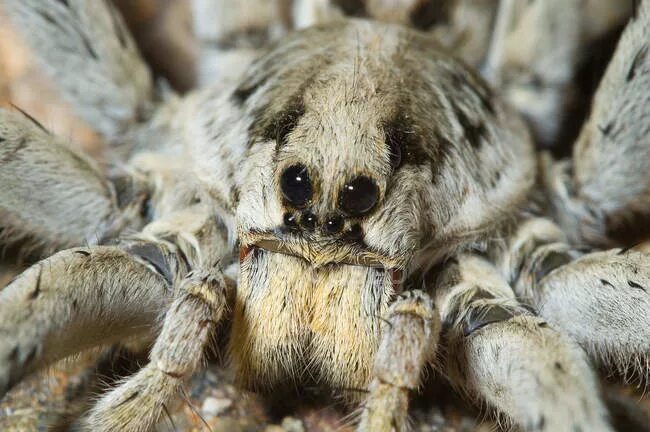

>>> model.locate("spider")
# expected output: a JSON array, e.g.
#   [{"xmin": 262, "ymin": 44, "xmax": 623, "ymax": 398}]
[{"xmin": 0, "ymin": 0, "xmax": 649, "ymax": 431}]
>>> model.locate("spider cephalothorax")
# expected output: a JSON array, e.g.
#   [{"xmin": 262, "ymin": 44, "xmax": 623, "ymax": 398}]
[
  {"xmin": 0, "ymin": 1, "xmax": 649, "ymax": 431},
  {"xmin": 195, "ymin": 20, "xmax": 535, "ymax": 392}
]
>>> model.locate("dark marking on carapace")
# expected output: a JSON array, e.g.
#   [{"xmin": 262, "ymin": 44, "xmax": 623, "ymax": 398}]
[
  {"xmin": 454, "ymin": 106, "xmax": 486, "ymax": 149},
  {"xmin": 382, "ymin": 110, "xmax": 447, "ymax": 174},
  {"xmin": 450, "ymin": 70, "xmax": 495, "ymax": 115},
  {"xmin": 384, "ymin": 122, "xmax": 404, "ymax": 170},
  {"xmin": 232, "ymin": 71, "xmax": 271, "ymax": 106},
  {"xmin": 248, "ymin": 84, "xmax": 308, "ymax": 154},
  {"xmin": 270, "ymin": 97, "xmax": 305, "ymax": 152},
  {"xmin": 233, "ymin": 83, "xmax": 260, "ymax": 106},
  {"xmin": 74, "ymin": 250, "xmax": 91, "ymax": 257},
  {"xmin": 247, "ymin": 52, "xmax": 331, "ymax": 151}
]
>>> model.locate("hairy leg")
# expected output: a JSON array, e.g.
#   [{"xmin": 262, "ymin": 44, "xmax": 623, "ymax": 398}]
[
  {"xmin": 3, "ymin": 0, "xmax": 156, "ymax": 138},
  {"xmin": 435, "ymin": 254, "xmax": 612, "ymax": 432},
  {"xmin": 293, "ymin": 0, "xmax": 497, "ymax": 67},
  {"xmin": 0, "ymin": 242, "xmax": 178, "ymax": 398},
  {"xmin": 0, "ymin": 200, "xmax": 232, "ymax": 411},
  {"xmin": 0, "ymin": 109, "xmax": 146, "ymax": 254},
  {"xmin": 357, "ymin": 290, "xmax": 440, "ymax": 432},
  {"xmin": 190, "ymin": 0, "xmax": 289, "ymax": 87},
  {"xmin": 483, "ymin": 0, "xmax": 633, "ymax": 145},
  {"xmin": 80, "ymin": 268, "xmax": 229, "ymax": 432},
  {"xmin": 543, "ymin": 0, "xmax": 649, "ymax": 245},
  {"xmin": 483, "ymin": 0, "xmax": 583, "ymax": 144},
  {"xmin": 499, "ymin": 217, "xmax": 650, "ymax": 382}
]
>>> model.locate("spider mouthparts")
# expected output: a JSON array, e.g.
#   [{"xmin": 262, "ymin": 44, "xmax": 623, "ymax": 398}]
[{"xmin": 241, "ymin": 239, "xmax": 383, "ymax": 267}]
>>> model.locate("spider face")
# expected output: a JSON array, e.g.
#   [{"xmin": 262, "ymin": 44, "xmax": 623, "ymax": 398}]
[
  {"xmin": 223, "ymin": 22, "xmax": 537, "ymax": 391},
  {"xmin": 230, "ymin": 20, "xmax": 535, "ymax": 274}
]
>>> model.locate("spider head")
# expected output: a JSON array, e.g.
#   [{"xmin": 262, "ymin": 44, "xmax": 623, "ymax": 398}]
[{"xmin": 194, "ymin": 21, "xmax": 535, "ymax": 275}]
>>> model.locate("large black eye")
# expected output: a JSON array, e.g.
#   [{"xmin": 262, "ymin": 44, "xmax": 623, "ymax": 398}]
[
  {"xmin": 339, "ymin": 176, "xmax": 379, "ymax": 217},
  {"xmin": 280, "ymin": 164, "xmax": 313, "ymax": 208}
]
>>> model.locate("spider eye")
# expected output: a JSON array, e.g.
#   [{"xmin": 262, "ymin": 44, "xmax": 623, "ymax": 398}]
[
  {"xmin": 280, "ymin": 164, "xmax": 313, "ymax": 208},
  {"xmin": 338, "ymin": 176, "xmax": 379, "ymax": 217}
]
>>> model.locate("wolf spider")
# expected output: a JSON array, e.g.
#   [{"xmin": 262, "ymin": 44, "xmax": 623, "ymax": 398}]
[{"xmin": 0, "ymin": 0, "xmax": 649, "ymax": 431}]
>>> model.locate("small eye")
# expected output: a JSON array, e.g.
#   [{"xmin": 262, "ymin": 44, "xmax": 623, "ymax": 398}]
[
  {"xmin": 280, "ymin": 164, "xmax": 313, "ymax": 208},
  {"xmin": 323, "ymin": 214, "xmax": 344, "ymax": 234},
  {"xmin": 300, "ymin": 211, "xmax": 318, "ymax": 230},
  {"xmin": 339, "ymin": 176, "xmax": 379, "ymax": 217}
]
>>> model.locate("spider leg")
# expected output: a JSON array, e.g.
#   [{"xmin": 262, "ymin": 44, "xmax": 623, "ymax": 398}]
[
  {"xmin": 483, "ymin": 0, "xmax": 633, "ymax": 145},
  {"xmin": 0, "ymin": 242, "xmax": 178, "ymax": 399},
  {"xmin": 0, "ymin": 201, "xmax": 232, "ymax": 403},
  {"xmin": 483, "ymin": 0, "xmax": 583, "ymax": 144},
  {"xmin": 3, "ymin": 0, "xmax": 156, "ymax": 138},
  {"xmin": 436, "ymin": 254, "xmax": 612, "ymax": 432},
  {"xmin": 543, "ymin": 0, "xmax": 650, "ymax": 246},
  {"xmin": 0, "ymin": 109, "xmax": 146, "ymax": 254},
  {"xmin": 80, "ymin": 268, "xmax": 229, "ymax": 432},
  {"xmin": 357, "ymin": 290, "xmax": 440, "ymax": 432},
  {"xmin": 500, "ymin": 218, "xmax": 650, "ymax": 382},
  {"xmin": 190, "ymin": 0, "xmax": 289, "ymax": 87},
  {"xmin": 292, "ymin": 0, "xmax": 348, "ymax": 29}
]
